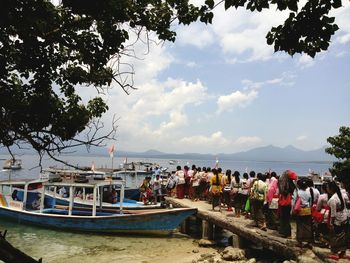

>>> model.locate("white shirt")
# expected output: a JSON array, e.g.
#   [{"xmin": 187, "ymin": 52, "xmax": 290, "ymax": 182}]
[
  {"xmin": 152, "ymin": 177, "xmax": 162, "ymax": 191},
  {"xmin": 176, "ymin": 170, "xmax": 185, "ymax": 184},
  {"xmin": 328, "ymin": 193, "xmax": 348, "ymax": 226},
  {"xmin": 312, "ymin": 187, "xmax": 320, "ymax": 204}
]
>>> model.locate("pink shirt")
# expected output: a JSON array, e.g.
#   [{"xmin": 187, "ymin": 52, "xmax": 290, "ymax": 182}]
[{"xmin": 267, "ymin": 177, "xmax": 278, "ymax": 203}]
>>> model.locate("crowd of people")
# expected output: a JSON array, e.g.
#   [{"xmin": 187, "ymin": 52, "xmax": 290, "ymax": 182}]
[{"xmin": 140, "ymin": 165, "xmax": 350, "ymax": 261}]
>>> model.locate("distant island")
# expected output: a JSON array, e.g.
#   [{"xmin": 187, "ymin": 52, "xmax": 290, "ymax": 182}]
[{"xmin": 0, "ymin": 144, "xmax": 335, "ymax": 163}]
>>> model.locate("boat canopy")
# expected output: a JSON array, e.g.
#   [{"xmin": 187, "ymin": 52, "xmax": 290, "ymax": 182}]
[{"xmin": 0, "ymin": 178, "xmax": 126, "ymax": 217}]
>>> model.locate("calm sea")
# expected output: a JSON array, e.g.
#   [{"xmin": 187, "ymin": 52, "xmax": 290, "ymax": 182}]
[{"xmin": 0, "ymin": 154, "xmax": 332, "ymax": 262}]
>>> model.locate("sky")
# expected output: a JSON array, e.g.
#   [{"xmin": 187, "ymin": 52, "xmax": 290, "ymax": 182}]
[{"xmin": 79, "ymin": 2, "xmax": 350, "ymax": 155}]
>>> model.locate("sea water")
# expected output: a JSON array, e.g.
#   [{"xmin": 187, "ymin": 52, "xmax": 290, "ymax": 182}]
[
  {"xmin": 0, "ymin": 218, "xmax": 203, "ymax": 263},
  {"xmin": 0, "ymin": 154, "xmax": 332, "ymax": 262}
]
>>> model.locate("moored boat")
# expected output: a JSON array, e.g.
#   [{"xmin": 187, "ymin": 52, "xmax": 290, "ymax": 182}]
[
  {"xmin": 0, "ymin": 179, "xmax": 196, "ymax": 233},
  {"xmin": 2, "ymin": 158, "xmax": 22, "ymax": 170}
]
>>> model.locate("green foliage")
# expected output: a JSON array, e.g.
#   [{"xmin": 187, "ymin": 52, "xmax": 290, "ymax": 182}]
[
  {"xmin": 223, "ymin": 0, "xmax": 342, "ymax": 58},
  {"xmin": 0, "ymin": 0, "xmax": 209, "ymax": 155},
  {"xmin": 326, "ymin": 127, "xmax": 350, "ymax": 187},
  {"xmin": 0, "ymin": 0, "xmax": 344, "ymax": 157}
]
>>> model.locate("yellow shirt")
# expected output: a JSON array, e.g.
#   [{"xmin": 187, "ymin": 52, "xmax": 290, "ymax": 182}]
[{"xmin": 210, "ymin": 174, "xmax": 222, "ymax": 193}]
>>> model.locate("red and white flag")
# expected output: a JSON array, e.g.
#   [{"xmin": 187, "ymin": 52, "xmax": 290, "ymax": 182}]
[{"xmin": 108, "ymin": 145, "xmax": 115, "ymax": 158}]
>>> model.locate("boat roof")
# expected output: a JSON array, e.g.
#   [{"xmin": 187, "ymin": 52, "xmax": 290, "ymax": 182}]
[
  {"xmin": 43, "ymin": 167, "xmax": 105, "ymax": 175},
  {"xmin": 42, "ymin": 178, "xmax": 125, "ymax": 188},
  {"xmin": 0, "ymin": 178, "xmax": 125, "ymax": 188},
  {"xmin": 0, "ymin": 178, "xmax": 46, "ymax": 186}
]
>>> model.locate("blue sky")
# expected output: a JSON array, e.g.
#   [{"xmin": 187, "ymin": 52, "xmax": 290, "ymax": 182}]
[{"xmin": 83, "ymin": 2, "xmax": 350, "ymax": 154}]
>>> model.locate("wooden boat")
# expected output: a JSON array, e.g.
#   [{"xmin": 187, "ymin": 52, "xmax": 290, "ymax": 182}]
[
  {"xmin": 0, "ymin": 179, "xmax": 196, "ymax": 233},
  {"xmin": 2, "ymin": 159, "xmax": 22, "ymax": 170},
  {"xmin": 39, "ymin": 171, "xmax": 159, "ymax": 208},
  {"xmin": 42, "ymin": 166, "xmax": 167, "ymax": 201},
  {"xmin": 43, "ymin": 187, "xmax": 161, "ymax": 210}
]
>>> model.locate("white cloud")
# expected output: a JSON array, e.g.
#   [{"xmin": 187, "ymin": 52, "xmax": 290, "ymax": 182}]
[
  {"xmin": 186, "ymin": 61, "xmax": 198, "ymax": 68},
  {"xmin": 156, "ymin": 111, "xmax": 189, "ymax": 135},
  {"xmin": 104, "ymin": 75, "xmax": 210, "ymax": 152},
  {"xmin": 179, "ymin": 131, "xmax": 230, "ymax": 147},
  {"xmin": 267, "ymin": 78, "xmax": 283, "ymax": 84},
  {"xmin": 333, "ymin": 3, "xmax": 350, "ymax": 45},
  {"xmin": 176, "ymin": 23, "xmax": 214, "ymax": 49},
  {"xmin": 234, "ymin": 136, "xmax": 263, "ymax": 147},
  {"xmin": 297, "ymin": 54, "xmax": 315, "ymax": 68},
  {"xmin": 216, "ymin": 73, "xmax": 295, "ymax": 114},
  {"xmin": 296, "ymin": 135, "xmax": 307, "ymax": 141},
  {"xmin": 178, "ymin": 133, "xmax": 263, "ymax": 153},
  {"xmin": 335, "ymin": 51, "xmax": 348, "ymax": 58},
  {"xmin": 217, "ymin": 90, "xmax": 258, "ymax": 113},
  {"xmin": 211, "ymin": 6, "xmax": 289, "ymax": 62}
]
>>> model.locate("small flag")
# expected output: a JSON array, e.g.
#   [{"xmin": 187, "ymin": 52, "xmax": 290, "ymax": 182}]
[
  {"xmin": 108, "ymin": 145, "xmax": 115, "ymax": 158},
  {"xmin": 215, "ymin": 157, "xmax": 219, "ymax": 168}
]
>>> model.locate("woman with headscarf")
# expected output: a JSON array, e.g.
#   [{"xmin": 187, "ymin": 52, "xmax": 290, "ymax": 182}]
[{"xmin": 278, "ymin": 170, "xmax": 297, "ymax": 238}]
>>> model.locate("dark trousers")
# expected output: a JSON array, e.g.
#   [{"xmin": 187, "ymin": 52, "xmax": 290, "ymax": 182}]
[{"xmin": 279, "ymin": 205, "xmax": 291, "ymax": 237}]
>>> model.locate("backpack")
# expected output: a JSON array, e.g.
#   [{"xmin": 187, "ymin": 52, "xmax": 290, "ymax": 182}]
[{"xmin": 250, "ymin": 181, "xmax": 265, "ymax": 201}]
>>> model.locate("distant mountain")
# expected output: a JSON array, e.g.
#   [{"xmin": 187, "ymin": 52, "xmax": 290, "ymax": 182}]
[
  {"xmin": 110, "ymin": 145, "xmax": 335, "ymax": 162},
  {"xmin": 0, "ymin": 144, "xmax": 336, "ymax": 162},
  {"xmin": 219, "ymin": 145, "xmax": 335, "ymax": 162}
]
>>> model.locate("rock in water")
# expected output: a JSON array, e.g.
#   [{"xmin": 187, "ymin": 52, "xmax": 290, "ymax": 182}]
[
  {"xmin": 198, "ymin": 239, "xmax": 216, "ymax": 247},
  {"xmin": 221, "ymin": 247, "xmax": 246, "ymax": 261}
]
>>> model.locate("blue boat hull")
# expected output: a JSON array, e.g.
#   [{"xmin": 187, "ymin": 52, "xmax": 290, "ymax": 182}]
[{"xmin": 0, "ymin": 207, "xmax": 196, "ymax": 232}]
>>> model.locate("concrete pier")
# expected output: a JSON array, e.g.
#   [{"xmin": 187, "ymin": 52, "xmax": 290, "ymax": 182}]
[{"xmin": 166, "ymin": 197, "xmax": 302, "ymax": 260}]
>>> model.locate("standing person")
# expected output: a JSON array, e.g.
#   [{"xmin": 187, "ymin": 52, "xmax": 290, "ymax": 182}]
[
  {"xmin": 278, "ymin": 170, "xmax": 298, "ymax": 238},
  {"xmin": 294, "ymin": 178, "xmax": 313, "ymax": 248},
  {"xmin": 206, "ymin": 167, "xmax": 214, "ymax": 202},
  {"xmin": 139, "ymin": 176, "xmax": 152, "ymax": 204},
  {"xmin": 315, "ymin": 182, "xmax": 330, "ymax": 245},
  {"xmin": 250, "ymin": 173, "xmax": 267, "ymax": 230},
  {"xmin": 210, "ymin": 168, "xmax": 222, "ymax": 211},
  {"xmin": 266, "ymin": 171, "xmax": 279, "ymax": 230},
  {"xmin": 231, "ymin": 171, "xmax": 242, "ymax": 217},
  {"xmin": 222, "ymin": 169, "xmax": 232, "ymax": 211},
  {"xmin": 152, "ymin": 174, "xmax": 162, "ymax": 203},
  {"xmin": 184, "ymin": 165, "xmax": 191, "ymax": 198},
  {"xmin": 307, "ymin": 179, "xmax": 320, "ymax": 205},
  {"xmin": 240, "ymin": 172, "xmax": 250, "ymax": 215},
  {"xmin": 245, "ymin": 171, "xmax": 256, "ymax": 219},
  {"xmin": 166, "ymin": 171, "xmax": 178, "ymax": 197},
  {"xmin": 327, "ymin": 181, "xmax": 349, "ymax": 260},
  {"xmin": 198, "ymin": 167, "xmax": 207, "ymax": 200},
  {"xmin": 175, "ymin": 166, "xmax": 185, "ymax": 199},
  {"xmin": 191, "ymin": 166, "xmax": 200, "ymax": 201}
]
